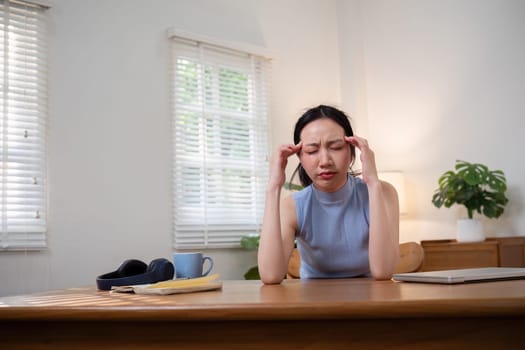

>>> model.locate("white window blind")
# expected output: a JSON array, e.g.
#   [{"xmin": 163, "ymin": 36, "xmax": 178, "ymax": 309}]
[
  {"xmin": 0, "ymin": 0, "xmax": 48, "ymax": 250},
  {"xmin": 170, "ymin": 32, "xmax": 270, "ymax": 249}
]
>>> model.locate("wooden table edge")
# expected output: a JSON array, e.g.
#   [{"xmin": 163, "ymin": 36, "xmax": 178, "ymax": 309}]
[{"xmin": 2, "ymin": 299, "xmax": 525, "ymax": 322}]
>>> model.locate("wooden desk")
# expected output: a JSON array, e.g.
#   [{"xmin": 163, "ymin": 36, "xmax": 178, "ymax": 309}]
[{"xmin": 1, "ymin": 279, "xmax": 525, "ymax": 349}]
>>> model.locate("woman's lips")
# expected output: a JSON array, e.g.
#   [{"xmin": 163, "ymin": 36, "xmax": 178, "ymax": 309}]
[{"xmin": 319, "ymin": 172, "xmax": 335, "ymax": 180}]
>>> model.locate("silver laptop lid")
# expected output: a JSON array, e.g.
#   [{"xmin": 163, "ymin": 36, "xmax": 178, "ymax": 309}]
[{"xmin": 392, "ymin": 267, "xmax": 525, "ymax": 284}]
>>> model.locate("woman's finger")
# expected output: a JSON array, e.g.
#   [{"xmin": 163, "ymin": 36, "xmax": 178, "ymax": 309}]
[{"xmin": 345, "ymin": 135, "xmax": 368, "ymax": 149}]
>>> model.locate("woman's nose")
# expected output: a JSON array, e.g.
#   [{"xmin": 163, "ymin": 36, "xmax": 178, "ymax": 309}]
[{"xmin": 318, "ymin": 149, "xmax": 331, "ymax": 166}]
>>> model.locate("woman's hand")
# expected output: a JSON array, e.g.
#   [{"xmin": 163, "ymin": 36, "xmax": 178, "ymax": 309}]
[
  {"xmin": 268, "ymin": 142, "xmax": 302, "ymax": 189},
  {"xmin": 345, "ymin": 136, "xmax": 379, "ymax": 186}
]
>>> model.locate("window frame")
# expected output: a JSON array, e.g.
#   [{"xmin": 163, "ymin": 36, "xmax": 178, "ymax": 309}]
[
  {"xmin": 0, "ymin": 0, "xmax": 49, "ymax": 251},
  {"xmin": 169, "ymin": 29, "xmax": 271, "ymax": 249}
]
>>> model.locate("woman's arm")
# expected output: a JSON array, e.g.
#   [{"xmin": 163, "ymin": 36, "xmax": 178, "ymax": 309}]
[
  {"xmin": 258, "ymin": 144, "xmax": 301, "ymax": 284},
  {"xmin": 367, "ymin": 180, "xmax": 400, "ymax": 279},
  {"xmin": 345, "ymin": 136, "xmax": 400, "ymax": 280}
]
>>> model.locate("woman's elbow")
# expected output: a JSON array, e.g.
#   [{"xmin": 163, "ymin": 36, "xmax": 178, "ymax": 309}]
[
  {"xmin": 370, "ymin": 265, "xmax": 396, "ymax": 280},
  {"xmin": 371, "ymin": 271, "xmax": 394, "ymax": 280},
  {"xmin": 259, "ymin": 271, "xmax": 285, "ymax": 285}
]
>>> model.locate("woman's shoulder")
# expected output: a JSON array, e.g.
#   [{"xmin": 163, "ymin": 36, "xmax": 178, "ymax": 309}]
[
  {"xmin": 379, "ymin": 179, "xmax": 399, "ymax": 201},
  {"xmin": 353, "ymin": 176, "xmax": 396, "ymax": 194}
]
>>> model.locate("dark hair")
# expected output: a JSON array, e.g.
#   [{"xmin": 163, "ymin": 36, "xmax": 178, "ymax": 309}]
[{"xmin": 291, "ymin": 105, "xmax": 356, "ymax": 187}]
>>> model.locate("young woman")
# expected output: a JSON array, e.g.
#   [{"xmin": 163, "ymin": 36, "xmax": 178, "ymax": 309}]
[{"xmin": 258, "ymin": 105, "xmax": 399, "ymax": 284}]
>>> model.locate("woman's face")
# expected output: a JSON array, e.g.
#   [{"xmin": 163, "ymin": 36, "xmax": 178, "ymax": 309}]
[{"xmin": 298, "ymin": 118, "xmax": 352, "ymax": 192}]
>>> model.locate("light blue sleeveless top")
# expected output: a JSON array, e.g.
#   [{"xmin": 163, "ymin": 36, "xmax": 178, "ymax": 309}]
[{"xmin": 292, "ymin": 175, "xmax": 370, "ymax": 278}]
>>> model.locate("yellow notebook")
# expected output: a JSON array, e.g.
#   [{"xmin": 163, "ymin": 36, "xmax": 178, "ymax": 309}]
[{"xmin": 111, "ymin": 273, "xmax": 222, "ymax": 295}]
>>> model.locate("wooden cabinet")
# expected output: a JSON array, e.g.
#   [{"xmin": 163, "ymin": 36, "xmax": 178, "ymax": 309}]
[
  {"xmin": 488, "ymin": 236, "xmax": 525, "ymax": 267},
  {"xmin": 420, "ymin": 237, "xmax": 525, "ymax": 271}
]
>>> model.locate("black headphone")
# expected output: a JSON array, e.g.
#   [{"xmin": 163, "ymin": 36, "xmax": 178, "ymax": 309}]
[{"xmin": 96, "ymin": 258, "xmax": 174, "ymax": 290}]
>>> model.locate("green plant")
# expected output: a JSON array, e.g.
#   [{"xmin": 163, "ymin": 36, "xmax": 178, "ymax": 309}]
[
  {"xmin": 431, "ymin": 160, "xmax": 509, "ymax": 219},
  {"xmin": 284, "ymin": 182, "xmax": 304, "ymax": 191},
  {"xmin": 240, "ymin": 234, "xmax": 260, "ymax": 280}
]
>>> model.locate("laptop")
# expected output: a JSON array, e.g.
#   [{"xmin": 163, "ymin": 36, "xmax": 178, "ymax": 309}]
[{"xmin": 392, "ymin": 267, "xmax": 525, "ymax": 284}]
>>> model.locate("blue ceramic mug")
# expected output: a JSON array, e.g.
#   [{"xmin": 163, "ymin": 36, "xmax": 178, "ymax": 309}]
[{"xmin": 173, "ymin": 252, "xmax": 214, "ymax": 279}]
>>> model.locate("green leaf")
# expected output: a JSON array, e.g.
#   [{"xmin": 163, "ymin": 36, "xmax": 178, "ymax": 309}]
[
  {"xmin": 431, "ymin": 191, "xmax": 445, "ymax": 208},
  {"xmin": 486, "ymin": 170, "xmax": 507, "ymax": 192},
  {"xmin": 437, "ymin": 171, "xmax": 455, "ymax": 188},
  {"xmin": 240, "ymin": 234, "xmax": 260, "ymax": 250},
  {"xmin": 482, "ymin": 204, "xmax": 498, "ymax": 218},
  {"xmin": 456, "ymin": 161, "xmax": 485, "ymax": 186},
  {"xmin": 244, "ymin": 266, "xmax": 260, "ymax": 280},
  {"xmin": 283, "ymin": 182, "xmax": 304, "ymax": 191}
]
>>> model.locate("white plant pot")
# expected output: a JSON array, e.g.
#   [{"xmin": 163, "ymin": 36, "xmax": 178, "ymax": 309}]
[{"xmin": 457, "ymin": 218, "xmax": 485, "ymax": 242}]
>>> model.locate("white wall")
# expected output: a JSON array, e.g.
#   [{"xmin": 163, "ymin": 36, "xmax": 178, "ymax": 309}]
[
  {"xmin": 337, "ymin": 0, "xmax": 525, "ymax": 242},
  {"xmin": 1, "ymin": 0, "xmax": 341, "ymax": 296}
]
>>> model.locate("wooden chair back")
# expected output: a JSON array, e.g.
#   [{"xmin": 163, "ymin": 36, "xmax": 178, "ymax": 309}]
[{"xmin": 286, "ymin": 241, "xmax": 425, "ymax": 278}]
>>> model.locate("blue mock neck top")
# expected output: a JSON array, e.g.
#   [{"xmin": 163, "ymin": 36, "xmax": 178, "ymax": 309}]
[{"xmin": 292, "ymin": 175, "xmax": 370, "ymax": 278}]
